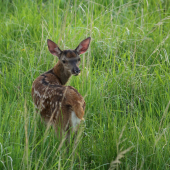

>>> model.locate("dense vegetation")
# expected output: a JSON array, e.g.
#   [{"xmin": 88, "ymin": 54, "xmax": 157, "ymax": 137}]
[{"xmin": 0, "ymin": 0, "xmax": 170, "ymax": 169}]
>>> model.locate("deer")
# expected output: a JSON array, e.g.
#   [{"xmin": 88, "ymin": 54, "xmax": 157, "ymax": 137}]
[{"xmin": 31, "ymin": 37, "xmax": 91, "ymax": 141}]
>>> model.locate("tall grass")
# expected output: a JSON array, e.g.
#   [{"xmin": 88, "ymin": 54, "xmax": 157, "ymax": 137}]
[{"xmin": 0, "ymin": 0, "xmax": 170, "ymax": 169}]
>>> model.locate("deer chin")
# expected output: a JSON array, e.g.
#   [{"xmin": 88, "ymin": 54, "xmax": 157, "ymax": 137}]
[{"xmin": 72, "ymin": 72, "xmax": 80, "ymax": 76}]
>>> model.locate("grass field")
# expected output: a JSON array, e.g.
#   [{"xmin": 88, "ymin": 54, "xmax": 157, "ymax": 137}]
[{"xmin": 1, "ymin": 0, "xmax": 170, "ymax": 169}]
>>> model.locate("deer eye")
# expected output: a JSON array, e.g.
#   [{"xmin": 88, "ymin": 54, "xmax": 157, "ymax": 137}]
[{"xmin": 62, "ymin": 60, "xmax": 66, "ymax": 64}]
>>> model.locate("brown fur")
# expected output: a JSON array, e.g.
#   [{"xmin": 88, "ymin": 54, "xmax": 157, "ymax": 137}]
[{"xmin": 62, "ymin": 50, "xmax": 77, "ymax": 58}]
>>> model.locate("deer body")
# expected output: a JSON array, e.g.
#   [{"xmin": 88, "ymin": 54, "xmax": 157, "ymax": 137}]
[{"xmin": 32, "ymin": 37, "xmax": 91, "ymax": 139}]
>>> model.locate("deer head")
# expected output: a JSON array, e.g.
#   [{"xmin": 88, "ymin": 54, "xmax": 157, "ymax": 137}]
[{"xmin": 47, "ymin": 37, "xmax": 91, "ymax": 76}]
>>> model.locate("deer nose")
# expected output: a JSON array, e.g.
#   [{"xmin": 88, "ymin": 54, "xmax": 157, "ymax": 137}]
[
  {"xmin": 74, "ymin": 69, "xmax": 80, "ymax": 74},
  {"xmin": 73, "ymin": 68, "xmax": 80, "ymax": 74}
]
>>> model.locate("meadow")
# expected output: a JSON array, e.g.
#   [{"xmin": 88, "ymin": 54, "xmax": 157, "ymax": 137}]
[{"xmin": 0, "ymin": 0, "xmax": 170, "ymax": 169}]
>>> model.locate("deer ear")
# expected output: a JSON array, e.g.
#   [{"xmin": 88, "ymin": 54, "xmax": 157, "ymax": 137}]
[
  {"xmin": 47, "ymin": 39, "xmax": 62, "ymax": 57},
  {"xmin": 75, "ymin": 37, "xmax": 91, "ymax": 55}
]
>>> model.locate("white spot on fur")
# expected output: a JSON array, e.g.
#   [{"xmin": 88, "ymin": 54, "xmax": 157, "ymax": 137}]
[
  {"xmin": 55, "ymin": 111, "xmax": 59, "ymax": 118},
  {"xmin": 41, "ymin": 103, "xmax": 45, "ymax": 109},
  {"xmin": 34, "ymin": 89, "xmax": 41, "ymax": 97},
  {"xmin": 71, "ymin": 111, "xmax": 81, "ymax": 132}
]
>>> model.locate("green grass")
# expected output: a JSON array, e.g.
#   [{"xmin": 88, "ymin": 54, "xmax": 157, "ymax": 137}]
[{"xmin": 1, "ymin": 0, "xmax": 170, "ymax": 169}]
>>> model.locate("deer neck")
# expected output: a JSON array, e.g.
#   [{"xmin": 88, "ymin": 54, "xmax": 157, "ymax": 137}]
[{"xmin": 53, "ymin": 61, "xmax": 71, "ymax": 85}]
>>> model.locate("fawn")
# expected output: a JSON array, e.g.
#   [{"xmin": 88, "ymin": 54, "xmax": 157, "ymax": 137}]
[{"xmin": 32, "ymin": 37, "xmax": 91, "ymax": 140}]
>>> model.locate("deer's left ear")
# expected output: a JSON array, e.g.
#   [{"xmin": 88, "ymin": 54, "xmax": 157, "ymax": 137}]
[{"xmin": 75, "ymin": 37, "xmax": 91, "ymax": 55}]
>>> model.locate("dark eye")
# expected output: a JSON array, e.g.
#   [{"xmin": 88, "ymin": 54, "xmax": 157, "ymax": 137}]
[
  {"xmin": 62, "ymin": 60, "xmax": 66, "ymax": 63},
  {"xmin": 78, "ymin": 58, "xmax": 80, "ymax": 61}
]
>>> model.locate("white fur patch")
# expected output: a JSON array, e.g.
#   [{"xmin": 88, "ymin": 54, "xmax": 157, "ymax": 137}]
[
  {"xmin": 34, "ymin": 89, "xmax": 41, "ymax": 97},
  {"xmin": 54, "ymin": 47, "xmax": 61, "ymax": 54},
  {"xmin": 71, "ymin": 111, "xmax": 81, "ymax": 131},
  {"xmin": 76, "ymin": 44, "xmax": 82, "ymax": 53}
]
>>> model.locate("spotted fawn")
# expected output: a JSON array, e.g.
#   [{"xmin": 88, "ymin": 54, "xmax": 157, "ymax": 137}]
[{"xmin": 32, "ymin": 37, "xmax": 91, "ymax": 140}]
